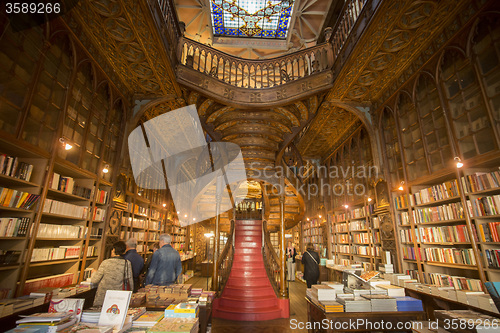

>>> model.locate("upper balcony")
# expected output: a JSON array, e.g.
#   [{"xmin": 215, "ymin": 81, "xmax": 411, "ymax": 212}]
[{"xmin": 150, "ymin": 0, "xmax": 375, "ymax": 106}]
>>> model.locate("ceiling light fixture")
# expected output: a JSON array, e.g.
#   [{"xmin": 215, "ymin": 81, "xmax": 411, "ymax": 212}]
[
  {"xmin": 102, "ymin": 164, "xmax": 109, "ymax": 174},
  {"xmin": 454, "ymin": 157, "xmax": 463, "ymax": 168},
  {"xmin": 398, "ymin": 181, "xmax": 405, "ymax": 191},
  {"xmin": 59, "ymin": 138, "xmax": 73, "ymax": 150}
]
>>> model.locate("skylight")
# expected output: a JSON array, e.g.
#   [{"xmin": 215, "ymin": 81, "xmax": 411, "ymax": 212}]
[{"xmin": 210, "ymin": 0, "xmax": 295, "ymax": 39}]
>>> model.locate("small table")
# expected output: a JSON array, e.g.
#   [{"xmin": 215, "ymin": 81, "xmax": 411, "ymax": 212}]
[
  {"xmin": 145, "ymin": 302, "xmax": 212, "ymax": 333},
  {"xmin": 306, "ymin": 297, "xmax": 424, "ymax": 332}
]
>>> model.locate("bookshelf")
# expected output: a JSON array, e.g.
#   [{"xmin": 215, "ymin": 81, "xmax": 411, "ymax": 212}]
[
  {"xmin": 302, "ymin": 218, "xmax": 326, "ymax": 255},
  {"xmin": 393, "ymin": 164, "xmax": 500, "ymax": 289},
  {"xmin": 0, "ymin": 141, "xmax": 48, "ymax": 299},
  {"xmin": 329, "ymin": 201, "xmax": 381, "ymax": 270}
]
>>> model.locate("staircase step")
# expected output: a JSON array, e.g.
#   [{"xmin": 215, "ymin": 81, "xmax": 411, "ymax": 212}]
[
  {"xmin": 233, "ymin": 255, "xmax": 264, "ymax": 262},
  {"xmin": 213, "ymin": 305, "xmax": 283, "ymax": 321},
  {"xmin": 235, "ymin": 241, "xmax": 261, "ymax": 248},
  {"xmin": 222, "ymin": 285, "xmax": 276, "ymax": 298},
  {"xmin": 218, "ymin": 296, "xmax": 278, "ymax": 309},
  {"xmin": 235, "ymin": 235, "xmax": 261, "ymax": 242},
  {"xmin": 234, "ymin": 248, "xmax": 262, "ymax": 255},
  {"xmin": 231, "ymin": 261, "xmax": 265, "ymax": 269},
  {"xmin": 226, "ymin": 276, "xmax": 271, "ymax": 287},
  {"xmin": 228, "ymin": 269, "xmax": 268, "ymax": 278},
  {"xmin": 235, "ymin": 220, "xmax": 262, "ymax": 225}
]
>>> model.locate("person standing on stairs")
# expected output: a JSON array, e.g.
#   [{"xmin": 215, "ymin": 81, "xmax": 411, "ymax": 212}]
[
  {"xmin": 302, "ymin": 242, "xmax": 320, "ymax": 288},
  {"xmin": 286, "ymin": 241, "xmax": 297, "ymax": 281}
]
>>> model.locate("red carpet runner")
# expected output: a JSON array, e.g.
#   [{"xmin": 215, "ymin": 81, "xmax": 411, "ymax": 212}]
[{"xmin": 212, "ymin": 220, "xmax": 289, "ymax": 321}]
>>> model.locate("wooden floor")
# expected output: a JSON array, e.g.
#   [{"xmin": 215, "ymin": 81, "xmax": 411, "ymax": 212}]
[{"xmin": 186, "ymin": 276, "xmax": 308, "ymax": 333}]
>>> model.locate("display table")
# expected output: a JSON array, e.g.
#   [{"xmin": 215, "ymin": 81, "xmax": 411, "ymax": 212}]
[
  {"xmin": 306, "ymin": 297, "xmax": 424, "ymax": 332},
  {"xmin": 405, "ymin": 288, "xmax": 500, "ymax": 320},
  {"xmin": 0, "ymin": 287, "xmax": 96, "ymax": 331}
]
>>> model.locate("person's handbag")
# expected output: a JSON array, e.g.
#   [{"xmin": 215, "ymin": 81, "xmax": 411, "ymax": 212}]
[{"xmin": 122, "ymin": 260, "xmax": 131, "ymax": 291}]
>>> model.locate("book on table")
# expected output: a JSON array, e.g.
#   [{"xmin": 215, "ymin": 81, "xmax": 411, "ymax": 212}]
[{"xmin": 98, "ymin": 291, "xmax": 132, "ymax": 330}]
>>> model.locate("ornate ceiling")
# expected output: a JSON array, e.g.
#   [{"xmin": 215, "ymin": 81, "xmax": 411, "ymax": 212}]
[
  {"xmin": 63, "ymin": 0, "xmax": 479, "ymax": 163},
  {"xmin": 175, "ymin": 0, "xmax": 336, "ymax": 59}
]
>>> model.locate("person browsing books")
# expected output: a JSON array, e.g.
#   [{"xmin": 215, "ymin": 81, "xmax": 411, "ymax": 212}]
[
  {"xmin": 123, "ymin": 238, "xmax": 144, "ymax": 292},
  {"xmin": 90, "ymin": 241, "xmax": 133, "ymax": 306},
  {"xmin": 145, "ymin": 234, "xmax": 182, "ymax": 286},
  {"xmin": 302, "ymin": 242, "xmax": 320, "ymax": 288}
]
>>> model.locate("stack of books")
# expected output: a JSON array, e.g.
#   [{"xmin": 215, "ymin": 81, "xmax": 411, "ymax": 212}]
[
  {"xmin": 320, "ymin": 281, "xmax": 344, "ymax": 293},
  {"xmin": 148, "ymin": 318, "xmax": 199, "ymax": 333},
  {"xmin": 14, "ymin": 312, "xmax": 76, "ymax": 332},
  {"xmin": 375, "ymin": 284, "xmax": 405, "ymax": 297},
  {"xmin": 379, "ymin": 264, "xmax": 394, "ymax": 274},
  {"xmin": 311, "ymin": 285, "xmax": 336, "ymax": 301},
  {"xmin": 126, "ymin": 307, "xmax": 146, "ymax": 321},
  {"xmin": 318, "ymin": 301, "xmax": 344, "ymax": 313},
  {"xmin": 132, "ymin": 311, "xmax": 164, "ymax": 327},
  {"xmin": 164, "ymin": 303, "xmax": 199, "ymax": 318},
  {"xmin": 361, "ymin": 294, "xmax": 397, "ymax": 312},
  {"xmin": 81, "ymin": 309, "xmax": 101, "ymax": 324},
  {"xmin": 393, "ymin": 296, "xmax": 423, "ymax": 311},
  {"xmin": 336, "ymin": 295, "xmax": 371, "ymax": 312}
]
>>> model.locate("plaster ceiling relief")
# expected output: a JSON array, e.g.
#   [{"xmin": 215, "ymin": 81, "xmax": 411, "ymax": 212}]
[
  {"xmin": 175, "ymin": 0, "xmax": 333, "ymax": 59},
  {"xmin": 70, "ymin": 0, "xmax": 179, "ymax": 96}
]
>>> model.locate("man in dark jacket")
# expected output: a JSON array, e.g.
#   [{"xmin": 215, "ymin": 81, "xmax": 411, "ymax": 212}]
[
  {"xmin": 302, "ymin": 242, "xmax": 320, "ymax": 288},
  {"xmin": 123, "ymin": 238, "xmax": 144, "ymax": 292},
  {"xmin": 145, "ymin": 234, "xmax": 182, "ymax": 286}
]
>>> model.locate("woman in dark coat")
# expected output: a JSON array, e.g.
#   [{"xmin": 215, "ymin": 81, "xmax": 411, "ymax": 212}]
[{"xmin": 302, "ymin": 242, "xmax": 320, "ymax": 288}]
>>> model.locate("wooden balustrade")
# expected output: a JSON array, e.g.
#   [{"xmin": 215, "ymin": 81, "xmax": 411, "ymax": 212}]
[
  {"xmin": 178, "ymin": 37, "xmax": 333, "ymax": 89},
  {"xmin": 262, "ymin": 220, "xmax": 282, "ymax": 297},
  {"xmin": 215, "ymin": 219, "xmax": 234, "ymax": 296},
  {"xmin": 330, "ymin": 0, "xmax": 368, "ymax": 57}
]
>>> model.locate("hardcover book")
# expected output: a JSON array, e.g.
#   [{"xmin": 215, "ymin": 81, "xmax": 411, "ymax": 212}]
[{"xmin": 98, "ymin": 290, "xmax": 132, "ymax": 330}]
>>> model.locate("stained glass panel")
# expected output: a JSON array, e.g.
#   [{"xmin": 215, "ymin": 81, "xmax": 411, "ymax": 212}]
[{"xmin": 211, "ymin": 0, "xmax": 294, "ymax": 39}]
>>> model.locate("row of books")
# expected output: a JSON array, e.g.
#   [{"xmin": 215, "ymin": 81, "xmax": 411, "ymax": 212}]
[
  {"xmin": 303, "ymin": 219, "xmax": 321, "ymax": 228},
  {"xmin": 134, "ymin": 205, "xmax": 149, "ymax": 216},
  {"xmin": 31, "ymin": 246, "xmax": 81, "ymax": 262},
  {"xmin": 334, "ymin": 212, "xmax": 348, "ymax": 222},
  {"xmin": 303, "ymin": 228, "xmax": 322, "ymax": 236},
  {"xmin": 402, "ymin": 201, "xmax": 465, "ymax": 225},
  {"xmin": 333, "ymin": 222, "xmax": 348, "ymax": 233},
  {"xmin": 0, "ymin": 155, "xmax": 33, "ymax": 182},
  {"xmin": 92, "ymin": 207, "xmax": 106, "ymax": 221},
  {"xmin": 399, "ymin": 229, "xmax": 419, "ymax": 243},
  {"xmin": 423, "ymin": 272, "xmax": 483, "ymax": 291},
  {"xmin": 468, "ymin": 195, "xmax": 500, "ymax": 217},
  {"xmin": 0, "ymin": 188, "xmax": 40, "ymax": 210},
  {"xmin": 402, "ymin": 246, "xmax": 422, "ymax": 260},
  {"xmin": 86, "ymin": 245, "xmax": 97, "ymax": 257},
  {"xmin": 304, "ymin": 235, "xmax": 322, "ymax": 244},
  {"xmin": 352, "ymin": 245, "xmax": 373, "ymax": 256},
  {"xmin": 418, "ymin": 224, "xmax": 472, "ymax": 243},
  {"xmin": 50, "ymin": 172, "xmax": 93, "ymax": 199},
  {"xmin": 461, "ymin": 170, "xmax": 500, "ymax": 193},
  {"xmin": 22, "ymin": 273, "xmax": 74, "ymax": 295},
  {"xmin": 150, "ymin": 209, "xmax": 164, "ymax": 220},
  {"xmin": 334, "ymin": 245, "xmax": 350, "ymax": 254},
  {"xmin": 412, "ymin": 179, "xmax": 460, "ymax": 205},
  {"xmin": 43, "ymin": 198, "xmax": 88, "ymax": 218},
  {"xmin": 424, "ymin": 247, "xmax": 477, "ymax": 265},
  {"xmin": 477, "ymin": 222, "xmax": 500, "ymax": 242},
  {"xmin": 96, "ymin": 188, "xmax": 108, "ymax": 204},
  {"xmin": 149, "ymin": 221, "xmax": 161, "ymax": 230},
  {"xmin": 0, "ymin": 217, "xmax": 30, "ymax": 237},
  {"xmin": 0, "ymin": 250, "xmax": 21, "ymax": 265},
  {"xmin": 351, "ymin": 206, "xmax": 367, "ymax": 219},
  {"xmin": 37, "ymin": 223, "xmax": 86, "ymax": 239},
  {"xmin": 149, "ymin": 232, "xmax": 159, "ymax": 241},
  {"xmin": 350, "ymin": 220, "xmax": 369, "ymax": 231},
  {"xmin": 352, "ymin": 233, "xmax": 371, "ymax": 244},
  {"xmin": 336, "ymin": 234, "xmax": 349, "ymax": 243},
  {"xmin": 485, "ymin": 249, "xmax": 500, "ymax": 268}
]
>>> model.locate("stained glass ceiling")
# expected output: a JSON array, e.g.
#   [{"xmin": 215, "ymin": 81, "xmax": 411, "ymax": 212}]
[{"xmin": 210, "ymin": 0, "xmax": 295, "ymax": 39}]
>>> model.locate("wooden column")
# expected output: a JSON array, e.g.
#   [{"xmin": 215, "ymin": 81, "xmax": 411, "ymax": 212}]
[
  {"xmin": 212, "ymin": 177, "xmax": 222, "ymax": 292},
  {"xmin": 279, "ymin": 175, "xmax": 287, "ymax": 298}
]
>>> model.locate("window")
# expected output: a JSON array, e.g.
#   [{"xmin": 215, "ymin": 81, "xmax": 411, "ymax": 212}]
[
  {"xmin": 381, "ymin": 108, "xmax": 404, "ymax": 186},
  {"xmin": 210, "ymin": 0, "xmax": 294, "ymax": 39},
  {"xmin": 415, "ymin": 74, "xmax": 452, "ymax": 172},
  {"xmin": 23, "ymin": 34, "xmax": 72, "ymax": 151},
  {"xmin": 0, "ymin": 22, "xmax": 43, "ymax": 135},
  {"xmin": 440, "ymin": 49, "xmax": 496, "ymax": 159},
  {"xmin": 398, "ymin": 92, "xmax": 428, "ymax": 181}
]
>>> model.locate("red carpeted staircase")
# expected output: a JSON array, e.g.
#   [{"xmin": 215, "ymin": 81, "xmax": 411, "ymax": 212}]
[{"xmin": 212, "ymin": 220, "xmax": 289, "ymax": 321}]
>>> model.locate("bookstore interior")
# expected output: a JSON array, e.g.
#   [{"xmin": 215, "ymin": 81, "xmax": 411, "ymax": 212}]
[{"xmin": 3, "ymin": 0, "xmax": 500, "ymax": 332}]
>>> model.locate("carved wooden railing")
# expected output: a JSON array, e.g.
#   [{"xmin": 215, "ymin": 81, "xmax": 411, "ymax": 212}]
[
  {"xmin": 329, "ymin": 0, "xmax": 368, "ymax": 57},
  {"xmin": 235, "ymin": 199, "xmax": 263, "ymax": 220},
  {"xmin": 215, "ymin": 219, "xmax": 235, "ymax": 296},
  {"xmin": 178, "ymin": 37, "xmax": 333, "ymax": 89},
  {"xmin": 148, "ymin": 0, "xmax": 183, "ymax": 65},
  {"xmin": 262, "ymin": 220, "xmax": 282, "ymax": 297}
]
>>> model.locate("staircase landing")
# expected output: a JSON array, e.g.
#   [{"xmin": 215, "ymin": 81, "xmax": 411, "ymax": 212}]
[{"xmin": 212, "ymin": 220, "xmax": 289, "ymax": 321}]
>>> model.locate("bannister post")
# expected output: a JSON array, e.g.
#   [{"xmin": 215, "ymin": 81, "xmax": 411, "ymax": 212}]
[
  {"xmin": 212, "ymin": 177, "xmax": 222, "ymax": 292},
  {"xmin": 279, "ymin": 175, "xmax": 287, "ymax": 298}
]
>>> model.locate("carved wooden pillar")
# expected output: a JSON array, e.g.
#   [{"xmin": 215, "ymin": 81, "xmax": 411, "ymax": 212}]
[
  {"xmin": 212, "ymin": 177, "xmax": 222, "ymax": 292},
  {"xmin": 279, "ymin": 176, "xmax": 287, "ymax": 298}
]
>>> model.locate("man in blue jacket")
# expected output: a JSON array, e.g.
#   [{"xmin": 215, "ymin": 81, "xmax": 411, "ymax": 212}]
[
  {"xmin": 145, "ymin": 234, "xmax": 183, "ymax": 286},
  {"xmin": 123, "ymin": 238, "xmax": 144, "ymax": 291}
]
